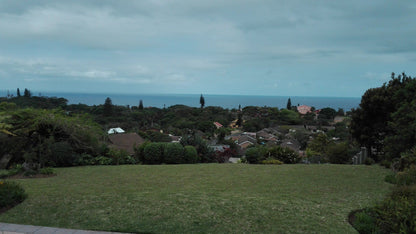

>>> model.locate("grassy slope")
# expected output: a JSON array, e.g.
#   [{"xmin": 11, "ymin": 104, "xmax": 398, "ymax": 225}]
[{"xmin": 0, "ymin": 164, "xmax": 391, "ymax": 233}]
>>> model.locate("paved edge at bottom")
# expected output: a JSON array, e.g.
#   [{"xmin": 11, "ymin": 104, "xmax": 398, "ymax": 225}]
[{"xmin": 0, "ymin": 222, "xmax": 129, "ymax": 234}]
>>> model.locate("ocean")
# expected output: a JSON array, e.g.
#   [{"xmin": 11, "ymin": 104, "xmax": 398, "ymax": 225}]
[{"xmin": 41, "ymin": 92, "xmax": 361, "ymax": 111}]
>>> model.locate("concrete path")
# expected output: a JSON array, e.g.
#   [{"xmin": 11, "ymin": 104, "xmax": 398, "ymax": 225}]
[{"xmin": 0, "ymin": 223, "xmax": 128, "ymax": 234}]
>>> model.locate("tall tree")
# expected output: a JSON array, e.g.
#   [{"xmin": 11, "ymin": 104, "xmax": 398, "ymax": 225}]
[
  {"xmin": 200, "ymin": 94, "xmax": 205, "ymax": 109},
  {"xmin": 23, "ymin": 88, "xmax": 31, "ymax": 97},
  {"xmin": 286, "ymin": 98, "xmax": 292, "ymax": 110},
  {"xmin": 103, "ymin": 97, "xmax": 113, "ymax": 117},
  {"xmin": 351, "ymin": 72, "xmax": 416, "ymax": 160},
  {"xmin": 138, "ymin": 100, "xmax": 144, "ymax": 110},
  {"xmin": 16, "ymin": 88, "xmax": 21, "ymax": 97}
]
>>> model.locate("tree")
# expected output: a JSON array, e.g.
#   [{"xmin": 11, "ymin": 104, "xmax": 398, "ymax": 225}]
[
  {"xmin": 23, "ymin": 88, "xmax": 31, "ymax": 97},
  {"xmin": 286, "ymin": 98, "xmax": 292, "ymax": 110},
  {"xmin": 17, "ymin": 88, "xmax": 21, "ymax": 97},
  {"xmin": 351, "ymin": 72, "xmax": 416, "ymax": 160},
  {"xmin": 200, "ymin": 94, "xmax": 205, "ymax": 109},
  {"xmin": 103, "ymin": 97, "xmax": 113, "ymax": 117},
  {"xmin": 138, "ymin": 100, "xmax": 144, "ymax": 110}
]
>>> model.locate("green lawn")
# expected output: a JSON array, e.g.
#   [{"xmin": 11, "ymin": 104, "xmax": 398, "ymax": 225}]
[{"xmin": 0, "ymin": 164, "xmax": 391, "ymax": 233}]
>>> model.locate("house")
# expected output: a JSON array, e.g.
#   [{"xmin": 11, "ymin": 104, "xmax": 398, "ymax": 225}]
[
  {"xmin": 108, "ymin": 133, "xmax": 145, "ymax": 155},
  {"xmin": 297, "ymin": 105, "xmax": 312, "ymax": 115},
  {"xmin": 209, "ymin": 145, "xmax": 230, "ymax": 152},
  {"xmin": 108, "ymin": 127, "xmax": 125, "ymax": 134},
  {"xmin": 213, "ymin": 122, "xmax": 223, "ymax": 129},
  {"xmin": 256, "ymin": 130, "xmax": 278, "ymax": 144},
  {"xmin": 169, "ymin": 134, "xmax": 182, "ymax": 143},
  {"xmin": 280, "ymin": 138, "xmax": 301, "ymax": 152}
]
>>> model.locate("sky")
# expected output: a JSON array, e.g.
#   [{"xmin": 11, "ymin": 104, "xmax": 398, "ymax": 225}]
[{"xmin": 0, "ymin": 1, "xmax": 415, "ymax": 97}]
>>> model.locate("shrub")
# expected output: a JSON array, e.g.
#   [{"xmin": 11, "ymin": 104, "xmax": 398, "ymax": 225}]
[
  {"xmin": 380, "ymin": 160, "xmax": 391, "ymax": 169},
  {"xmin": 7, "ymin": 164, "xmax": 24, "ymax": 176},
  {"xmin": 183, "ymin": 146, "xmax": 199, "ymax": 164},
  {"xmin": 326, "ymin": 142, "xmax": 350, "ymax": 164},
  {"xmin": 376, "ymin": 191, "xmax": 416, "ymax": 233},
  {"xmin": 364, "ymin": 157, "xmax": 375, "ymax": 165},
  {"xmin": 94, "ymin": 156, "xmax": 113, "ymax": 165},
  {"xmin": 39, "ymin": 167, "xmax": 55, "ymax": 175},
  {"xmin": 245, "ymin": 147, "xmax": 262, "ymax": 164},
  {"xmin": 143, "ymin": 143, "xmax": 166, "ymax": 164},
  {"xmin": 108, "ymin": 148, "xmax": 129, "ymax": 165},
  {"xmin": 0, "ymin": 180, "xmax": 27, "ymax": 209},
  {"xmin": 75, "ymin": 153, "xmax": 95, "ymax": 166},
  {"xmin": 164, "ymin": 143, "xmax": 185, "ymax": 164},
  {"xmin": 396, "ymin": 166, "xmax": 416, "ymax": 186},
  {"xmin": 352, "ymin": 209, "xmax": 379, "ymax": 234}
]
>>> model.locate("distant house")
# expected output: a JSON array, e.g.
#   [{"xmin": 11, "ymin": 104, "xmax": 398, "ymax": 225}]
[
  {"xmin": 169, "ymin": 134, "xmax": 182, "ymax": 143},
  {"xmin": 297, "ymin": 105, "xmax": 312, "ymax": 115},
  {"xmin": 108, "ymin": 133, "xmax": 145, "ymax": 155},
  {"xmin": 280, "ymin": 138, "xmax": 301, "ymax": 152},
  {"xmin": 108, "ymin": 127, "xmax": 125, "ymax": 134},
  {"xmin": 209, "ymin": 145, "xmax": 230, "ymax": 152},
  {"xmin": 213, "ymin": 122, "xmax": 223, "ymax": 129}
]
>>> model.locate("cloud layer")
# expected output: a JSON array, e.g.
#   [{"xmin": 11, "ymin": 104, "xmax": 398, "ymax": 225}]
[{"xmin": 1, "ymin": 0, "xmax": 415, "ymax": 96}]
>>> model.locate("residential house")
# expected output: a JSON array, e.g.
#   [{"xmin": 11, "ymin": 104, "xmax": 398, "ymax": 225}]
[
  {"xmin": 108, "ymin": 133, "xmax": 145, "ymax": 155},
  {"xmin": 213, "ymin": 122, "xmax": 223, "ymax": 129},
  {"xmin": 297, "ymin": 105, "xmax": 312, "ymax": 115},
  {"xmin": 108, "ymin": 127, "xmax": 125, "ymax": 134},
  {"xmin": 280, "ymin": 138, "xmax": 301, "ymax": 152}
]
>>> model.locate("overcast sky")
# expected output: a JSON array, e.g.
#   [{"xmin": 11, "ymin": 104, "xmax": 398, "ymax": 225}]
[{"xmin": 1, "ymin": 1, "xmax": 415, "ymax": 97}]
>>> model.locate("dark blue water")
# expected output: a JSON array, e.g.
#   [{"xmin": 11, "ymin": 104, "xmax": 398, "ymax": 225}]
[{"xmin": 42, "ymin": 92, "xmax": 360, "ymax": 111}]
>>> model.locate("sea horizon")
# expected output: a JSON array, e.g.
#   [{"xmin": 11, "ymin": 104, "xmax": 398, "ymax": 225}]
[{"xmin": 1, "ymin": 90, "xmax": 361, "ymax": 111}]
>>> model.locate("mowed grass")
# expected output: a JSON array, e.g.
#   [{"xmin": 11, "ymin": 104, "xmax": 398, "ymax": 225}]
[{"xmin": 0, "ymin": 164, "xmax": 391, "ymax": 233}]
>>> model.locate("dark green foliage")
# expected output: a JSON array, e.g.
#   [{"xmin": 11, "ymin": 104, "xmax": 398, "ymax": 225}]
[
  {"xmin": 364, "ymin": 157, "xmax": 375, "ymax": 165},
  {"xmin": 200, "ymin": 94, "xmax": 205, "ymax": 109},
  {"xmin": 0, "ymin": 180, "xmax": 27, "ymax": 209},
  {"xmin": 164, "ymin": 143, "xmax": 184, "ymax": 164},
  {"xmin": 244, "ymin": 145, "xmax": 300, "ymax": 164},
  {"xmin": 351, "ymin": 209, "xmax": 379, "ymax": 234},
  {"xmin": 286, "ymin": 98, "xmax": 292, "ymax": 110},
  {"xmin": 326, "ymin": 142, "xmax": 350, "ymax": 164},
  {"xmin": 138, "ymin": 100, "xmax": 144, "ymax": 110},
  {"xmin": 0, "ymin": 108, "xmax": 103, "ymax": 168},
  {"xmin": 16, "ymin": 88, "xmax": 21, "ymax": 97},
  {"xmin": 396, "ymin": 166, "xmax": 416, "ymax": 186},
  {"xmin": 351, "ymin": 72, "xmax": 416, "ymax": 160},
  {"xmin": 103, "ymin": 97, "xmax": 113, "ymax": 117},
  {"xmin": 108, "ymin": 148, "xmax": 130, "ymax": 165},
  {"xmin": 183, "ymin": 146, "xmax": 199, "ymax": 164},
  {"xmin": 39, "ymin": 167, "xmax": 55, "ymax": 175},
  {"xmin": 318, "ymin": 107, "xmax": 336, "ymax": 121},
  {"xmin": 23, "ymin": 88, "xmax": 31, "ymax": 97},
  {"xmin": 180, "ymin": 134, "xmax": 214, "ymax": 163},
  {"xmin": 143, "ymin": 142, "xmax": 166, "ymax": 164}
]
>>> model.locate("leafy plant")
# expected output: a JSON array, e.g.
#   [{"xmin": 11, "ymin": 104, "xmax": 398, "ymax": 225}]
[
  {"xmin": 39, "ymin": 167, "xmax": 55, "ymax": 175},
  {"xmin": 0, "ymin": 180, "xmax": 27, "ymax": 209}
]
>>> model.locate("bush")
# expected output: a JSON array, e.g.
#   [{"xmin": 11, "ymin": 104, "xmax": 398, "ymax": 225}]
[
  {"xmin": 245, "ymin": 147, "xmax": 262, "ymax": 164},
  {"xmin": 143, "ymin": 143, "xmax": 166, "ymax": 164},
  {"xmin": 376, "ymin": 190, "xmax": 416, "ymax": 233},
  {"xmin": 396, "ymin": 166, "xmax": 416, "ymax": 186},
  {"xmin": 0, "ymin": 180, "xmax": 27, "ymax": 209},
  {"xmin": 94, "ymin": 156, "xmax": 113, "ymax": 165},
  {"xmin": 326, "ymin": 142, "xmax": 350, "ymax": 164},
  {"xmin": 380, "ymin": 160, "xmax": 391, "ymax": 169},
  {"xmin": 39, "ymin": 167, "xmax": 55, "ymax": 175},
  {"xmin": 183, "ymin": 146, "xmax": 199, "ymax": 164},
  {"xmin": 164, "ymin": 143, "xmax": 185, "ymax": 164},
  {"xmin": 352, "ymin": 209, "xmax": 379, "ymax": 234},
  {"xmin": 364, "ymin": 157, "xmax": 375, "ymax": 165},
  {"xmin": 108, "ymin": 148, "xmax": 129, "ymax": 165}
]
